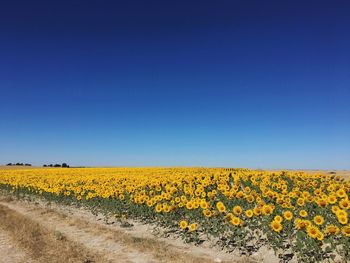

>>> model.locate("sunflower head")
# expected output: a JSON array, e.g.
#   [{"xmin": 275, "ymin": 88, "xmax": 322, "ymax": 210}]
[
  {"xmin": 270, "ymin": 220, "xmax": 283, "ymax": 232},
  {"xmin": 338, "ymin": 216, "xmax": 348, "ymax": 225},
  {"xmin": 245, "ymin": 209, "xmax": 253, "ymax": 218},
  {"xmin": 216, "ymin": 201, "xmax": 226, "ymax": 213},
  {"xmin": 274, "ymin": 215, "xmax": 283, "ymax": 223},
  {"xmin": 339, "ymin": 199, "xmax": 350, "ymax": 209},
  {"xmin": 179, "ymin": 220, "xmax": 188, "ymax": 230},
  {"xmin": 325, "ymin": 224, "xmax": 340, "ymax": 235},
  {"xmin": 233, "ymin": 205, "xmax": 243, "ymax": 215},
  {"xmin": 341, "ymin": 225, "xmax": 350, "ymax": 237},
  {"xmin": 299, "ymin": 210, "xmax": 308, "ymax": 217},
  {"xmin": 313, "ymin": 215, "xmax": 325, "ymax": 226},
  {"xmin": 230, "ymin": 216, "xmax": 241, "ymax": 226},
  {"xmin": 262, "ymin": 205, "xmax": 273, "ymax": 216},
  {"xmin": 189, "ymin": 223, "xmax": 198, "ymax": 232},
  {"xmin": 283, "ymin": 210, "xmax": 293, "ymax": 221},
  {"xmin": 307, "ymin": 225, "xmax": 320, "ymax": 239}
]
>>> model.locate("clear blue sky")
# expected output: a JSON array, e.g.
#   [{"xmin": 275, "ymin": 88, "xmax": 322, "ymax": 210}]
[{"xmin": 1, "ymin": 1, "xmax": 349, "ymax": 169}]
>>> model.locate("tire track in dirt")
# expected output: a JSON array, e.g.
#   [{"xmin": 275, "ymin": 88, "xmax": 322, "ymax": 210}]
[
  {"xmin": 0, "ymin": 202, "xmax": 106, "ymax": 263},
  {"xmin": 0, "ymin": 198, "xmax": 255, "ymax": 263},
  {"xmin": 0, "ymin": 201, "xmax": 160, "ymax": 263}
]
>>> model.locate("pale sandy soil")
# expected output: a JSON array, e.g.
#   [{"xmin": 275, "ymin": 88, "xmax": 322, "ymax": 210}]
[
  {"xmin": 0, "ymin": 195, "xmax": 262, "ymax": 263},
  {"xmin": 0, "ymin": 230, "xmax": 29, "ymax": 263}
]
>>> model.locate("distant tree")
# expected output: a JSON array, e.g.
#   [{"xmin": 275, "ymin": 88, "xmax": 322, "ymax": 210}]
[
  {"xmin": 62, "ymin": 163, "xmax": 69, "ymax": 168},
  {"xmin": 6, "ymin": 163, "xmax": 12, "ymax": 166},
  {"xmin": 54, "ymin": 164, "xmax": 61, "ymax": 167},
  {"xmin": 43, "ymin": 164, "xmax": 47, "ymax": 167},
  {"xmin": 15, "ymin": 163, "xmax": 24, "ymax": 166},
  {"xmin": 25, "ymin": 163, "xmax": 32, "ymax": 166},
  {"xmin": 49, "ymin": 164, "xmax": 53, "ymax": 167}
]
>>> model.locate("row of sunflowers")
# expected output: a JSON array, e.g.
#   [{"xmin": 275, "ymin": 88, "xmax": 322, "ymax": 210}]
[{"xmin": 0, "ymin": 167, "xmax": 349, "ymax": 262}]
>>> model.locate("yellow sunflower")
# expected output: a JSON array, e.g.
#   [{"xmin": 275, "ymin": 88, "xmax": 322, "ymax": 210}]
[
  {"xmin": 189, "ymin": 223, "xmax": 198, "ymax": 232},
  {"xmin": 299, "ymin": 210, "xmax": 308, "ymax": 218},
  {"xmin": 245, "ymin": 209, "xmax": 253, "ymax": 218},
  {"xmin": 230, "ymin": 216, "xmax": 241, "ymax": 226},
  {"xmin": 233, "ymin": 205, "xmax": 243, "ymax": 216},
  {"xmin": 216, "ymin": 201, "xmax": 226, "ymax": 213},
  {"xmin": 274, "ymin": 215, "xmax": 283, "ymax": 223},
  {"xmin": 339, "ymin": 198, "xmax": 350, "ymax": 210},
  {"xmin": 283, "ymin": 210, "xmax": 293, "ymax": 221},
  {"xmin": 306, "ymin": 225, "xmax": 319, "ymax": 239},
  {"xmin": 179, "ymin": 220, "xmax": 188, "ymax": 230},
  {"xmin": 313, "ymin": 215, "xmax": 325, "ymax": 226},
  {"xmin": 270, "ymin": 220, "xmax": 283, "ymax": 232},
  {"xmin": 325, "ymin": 224, "xmax": 339, "ymax": 235},
  {"xmin": 341, "ymin": 225, "xmax": 350, "ymax": 237}
]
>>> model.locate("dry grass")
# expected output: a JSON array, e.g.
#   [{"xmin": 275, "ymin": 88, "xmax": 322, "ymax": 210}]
[
  {"xmin": 40, "ymin": 207, "xmax": 239, "ymax": 263},
  {"xmin": 0, "ymin": 203, "xmax": 105, "ymax": 263},
  {"xmin": 0, "ymin": 194, "xmax": 254, "ymax": 263}
]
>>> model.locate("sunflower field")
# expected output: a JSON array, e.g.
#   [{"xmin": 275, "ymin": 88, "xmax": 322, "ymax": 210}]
[{"xmin": 0, "ymin": 167, "xmax": 349, "ymax": 262}]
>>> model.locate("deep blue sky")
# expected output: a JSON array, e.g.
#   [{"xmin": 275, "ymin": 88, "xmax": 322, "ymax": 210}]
[{"xmin": 1, "ymin": 0, "xmax": 349, "ymax": 168}]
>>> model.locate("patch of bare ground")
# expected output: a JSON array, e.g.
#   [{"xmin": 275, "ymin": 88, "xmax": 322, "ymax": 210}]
[
  {"xmin": 0, "ymin": 229, "xmax": 29, "ymax": 263},
  {"xmin": 0, "ymin": 203, "xmax": 105, "ymax": 263},
  {"xmin": 0, "ymin": 195, "xmax": 257, "ymax": 263}
]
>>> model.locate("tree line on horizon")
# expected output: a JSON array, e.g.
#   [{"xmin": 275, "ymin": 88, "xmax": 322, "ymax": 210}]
[
  {"xmin": 6, "ymin": 162, "xmax": 70, "ymax": 168},
  {"xmin": 6, "ymin": 162, "xmax": 32, "ymax": 166},
  {"xmin": 43, "ymin": 163, "xmax": 70, "ymax": 168}
]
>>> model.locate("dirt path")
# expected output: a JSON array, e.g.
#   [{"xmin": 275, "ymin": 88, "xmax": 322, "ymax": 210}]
[
  {"xmin": 0, "ymin": 202, "xmax": 106, "ymax": 263},
  {"xmin": 0, "ymin": 197, "xmax": 253, "ymax": 263},
  {"xmin": 0, "ymin": 229, "xmax": 29, "ymax": 263},
  {"xmin": 1, "ymin": 203, "xmax": 155, "ymax": 263},
  {"xmin": 0, "ymin": 201, "xmax": 155, "ymax": 263}
]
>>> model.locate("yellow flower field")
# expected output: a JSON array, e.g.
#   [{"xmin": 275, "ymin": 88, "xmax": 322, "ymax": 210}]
[{"xmin": 0, "ymin": 167, "xmax": 349, "ymax": 262}]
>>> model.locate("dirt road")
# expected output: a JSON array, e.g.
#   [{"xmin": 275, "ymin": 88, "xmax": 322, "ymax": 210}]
[{"xmin": 0, "ymin": 197, "xmax": 254, "ymax": 263}]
